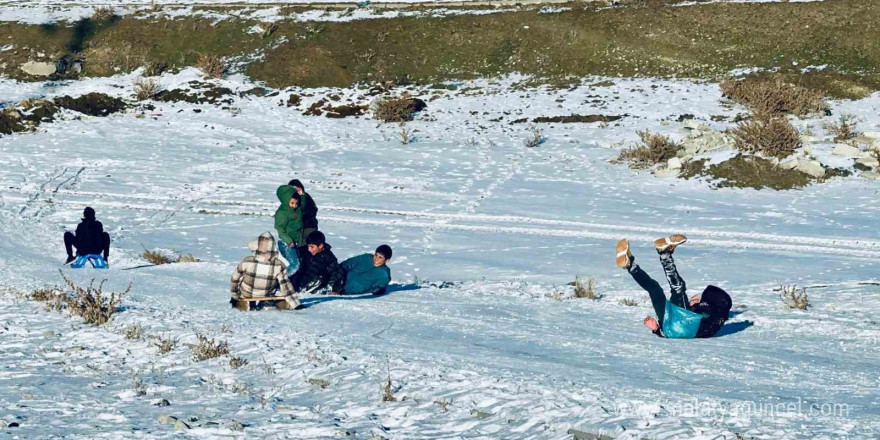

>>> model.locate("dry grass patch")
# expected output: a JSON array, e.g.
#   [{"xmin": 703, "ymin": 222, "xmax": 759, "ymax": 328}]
[
  {"xmin": 134, "ymin": 77, "xmax": 161, "ymax": 101},
  {"xmin": 190, "ymin": 334, "xmax": 230, "ymax": 361},
  {"xmin": 720, "ymin": 77, "xmax": 828, "ymax": 118},
  {"xmin": 780, "ymin": 285, "xmax": 809, "ymax": 310},
  {"xmin": 825, "ymin": 114, "xmax": 860, "ymax": 142},
  {"xmin": 198, "ymin": 54, "xmax": 226, "ymax": 79},
  {"xmin": 615, "ymin": 130, "xmax": 682, "ymax": 169},
  {"xmin": 619, "ymin": 297, "xmax": 643, "ymax": 307},
  {"xmin": 151, "ymin": 334, "xmax": 177, "ymax": 354},
  {"xmin": 229, "ymin": 355, "xmax": 249, "ymax": 369},
  {"xmin": 142, "ymin": 61, "xmax": 168, "ymax": 77},
  {"xmin": 731, "ymin": 115, "xmax": 802, "ymax": 159},
  {"xmin": 572, "ymin": 276, "xmax": 600, "ymax": 300},
  {"xmin": 142, "ymin": 249, "xmax": 172, "ymax": 265},
  {"xmin": 373, "ymin": 94, "xmax": 425, "ymax": 123},
  {"xmin": 125, "ymin": 323, "xmax": 144, "ymax": 340},
  {"xmin": 522, "ymin": 124, "xmax": 545, "ymax": 148},
  {"xmin": 60, "ymin": 272, "xmax": 130, "ymax": 326},
  {"xmin": 91, "ymin": 6, "xmax": 116, "ymax": 21},
  {"xmin": 307, "ymin": 378, "xmax": 332, "ymax": 389},
  {"xmin": 381, "ymin": 373, "xmax": 397, "ymax": 402}
]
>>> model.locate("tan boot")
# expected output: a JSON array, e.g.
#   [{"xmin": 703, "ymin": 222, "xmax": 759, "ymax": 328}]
[
  {"xmin": 655, "ymin": 234, "xmax": 687, "ymax": 253},
  {"xmin": 616, "ymin": 239, "xmax": 632, "ymax": 269}
]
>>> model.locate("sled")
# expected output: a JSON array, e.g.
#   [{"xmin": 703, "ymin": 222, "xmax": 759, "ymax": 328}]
[
  {"xmin": 70, "ymin": 254, "xmax": 108, "ymax": 269},
  {"xmin": 235, "ymin": 296, "xmax": 303, "ymax": 312}
]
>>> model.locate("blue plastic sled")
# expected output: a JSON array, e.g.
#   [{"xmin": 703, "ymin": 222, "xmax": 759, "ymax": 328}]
[{"xmin": 71, "ymin": 254, "xmax": 108, "ymax": 269}]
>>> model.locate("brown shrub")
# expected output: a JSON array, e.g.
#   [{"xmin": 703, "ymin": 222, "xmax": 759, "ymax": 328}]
[
  {"xmin": 373, "ymin": 94, "xmax": 426, "ymax": 123},
  {"xmin": 229, "ymin": 356, "xmax": 249, "ymax": 369},
  {"xmin": 382, "ymin": 373, "xmax": 397, "ymax": 402},
  {"xmin": 615, "ymin": 130, "xmax": 682, "ymax": 168},
  {"xmin": 91, "ymin": 6, "xmax": 116, "ymax": 21},
  {"xmin": 190, "ymin": 334, "xmax": 229, "ymax": 361},
  {"xmin": 825, "ymin": 114, "xmax": 859, "ymax": 142},
  {"xmin": 573, "ymin": 276, "xmax": 600, "ymax": 300},
  {"xmin": 125, "ymin": 323, "xmax": 144, "ymax": 340},
  {"xmin": 198, "ymin": 54, "xmax": 226, "ymax": 79},
  {"xmin": 142, "ymin": 61, "xmax": 168, "ymax": 77},
  {"xmin": 720, "ymin": 77, "xmax": 828, "ymax": 118},
  {"xmin": 151, "ymin": 334, "xmax": 177, "ymax": 354},
  {"xmin": 619, "ymin": 297, "xmax": 643, "ymax": 307},
  {"xmin": 60, "ymin": 272, "xmax": 130, "ymax": 326},
  {"xmin": 134, "ymin": 77, "xmax": 161, "ymax": 101},
  {"xmin": 142, "ymin": 250, "xmax": 171, "ymax": 265},
  {"xmin": 780, "ymin": 285, "xmax": 809, "ymax": 310},
  {"xmin": 731, "ymin": 115, "xmax": 802, "ymax": 158}
]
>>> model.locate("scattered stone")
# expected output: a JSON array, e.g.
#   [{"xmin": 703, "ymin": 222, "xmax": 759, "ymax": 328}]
[
  {"xmin": 155, "ymin": 83, "xmax": 234, "ymax": 105},
  {"xmin": 286, "ymin": 93, "xmax": 301, "ymax": 107},
  {"xmin": 653, "ymin": 167, "xmax": 679, "ymax": 178},
  {"xmin": 856, "ymin": 156, "xmax": 879, "ymax": 168},
  {"xmin": 470, "ymin": 409, "xmax": 492, "ymax": 419},
  {"xmin": 54, "ymin": 93, "xmax": 126, "ymax": 116},
  {"xmin": 240, "ymin": 87, "xmax": 269, "ymax": 98},
  {"xmin": 667, "ymin": 157, "xmax": 682, "ymax": 170},
  {"xmin": 682, "ymin": 120, "xmax": 709, "ymax": 131},
  {"xmin": 0, "ymin": 420, "xmax": 6, "ymax": 428},
  {"xmin": 799, "ymin": 135, "xmax": 822, "ymax": 143},
  {"xmin": 531, "ymin": 114, "xmax": 624, "ymax": 124},
  {"xmin": 860, "ymin": 171, "xmax": 880, "ymax": 180},
  {"xmin": 157, "ymin": 414, "xmax": 177, "ymax": 424},
  {"xmin": 850, "ymin": 135, "xmax": 877, "ymax": 146},
  {"xmin": 229, "ymin": 420, "xmax": 245, "ymax": 431},
  {"xmin": 21, "ymin": 61, "xmax": 56, "ymax": 77},
  {"xmin": 567, "ymin": 428, "xmax": 612, "ymax": 440},
  {"xmin": 676, "ymin": 113, "xmax": 694, "ymax": 122},
  {"xmin": 862, "ymin": 131, "xmax": 880, "ymax": 140},
  {"xmin": 155, "ymin": 399, "xmax": 170, "ymax": 407},
  {"xmin": 796, "ymin": 158, "xmax": 826, "ymax": 178},
  {"xmin": 174, "ymin": 420, "xmax": 190, "ymax": 430},
  {"xmin": 831, "ymin": 144, "xmax": 861, "ymax": 157},
  {"xmin": 778, "ymin": 158, "xmax": 798, "ymax": 170},
  {"xmin": 21, "ymin": 393, "xmax": 34, "ymax": 400},
  {"xmin": 679, "ymin": 131, "xmax": 735, "ymax": 157},
  {"xmin": 42, "ymin": 330, "xmax": 55, "ymax": 337}
]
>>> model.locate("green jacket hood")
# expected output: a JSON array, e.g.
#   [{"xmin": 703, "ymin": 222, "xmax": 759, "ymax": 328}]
[{"xmin": 277, "ymin": 185, "xmax": 296, "ymax": 207}]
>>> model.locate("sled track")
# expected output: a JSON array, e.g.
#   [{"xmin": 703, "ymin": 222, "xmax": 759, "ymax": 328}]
[{"xmin": 6, "ymin": 189, "xmax": 880, "ymax": 259}]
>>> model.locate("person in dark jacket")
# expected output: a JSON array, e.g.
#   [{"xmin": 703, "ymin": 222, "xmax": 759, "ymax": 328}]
[
  {"xmin": 63, "ymin": 207, "xmax": 111, "ymax": 265},
  {"xmin": 289, "ymin": 179, "xmax": 318, "ymax": 252},
  {"xmin": 292, "ymin": 231, "xmax": 344, "ymax": 293},
  {"xmin": 331, "ymin": 245, "xmax": 392, "ymax": 296},
  {"xmin": 616, "ymin": 234, "xmax": 731, "ymax": 339}
]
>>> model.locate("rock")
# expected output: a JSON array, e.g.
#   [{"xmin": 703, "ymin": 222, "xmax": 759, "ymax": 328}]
[
  {"xmin": 796, "ymin": 159, "xmax": 825, "ymax": 178},
  {"xmin": 667, "ymin": 157, "xmax": 682, "ymax": 170},
  {"xmin": 157, "ymin": 414, "xmax": 177, "ymax": 424},
  {"xmin": 653, "ymin": 167, "xmax": 679, "ymax": 178},
  {"xmin": 470, "ymin": 409, "xmax": 492, "ymax": 419},
  {"xmin": 850, "ymin": 135, "xmax": 877, "ymax": 146},
  {"xmin": 155, "ymin": 399, "xmax": 170, "ymax": 407},
  {"xmin": 778, "ymin": 158, "xmax": 798, "ymax": 170},
  {"xmin": 42, "ymin": 331, "xmax": 55, "ymax": 337},
  {"xmin": 21, "ymin": 393, "xmax": 34, "ymax": 400},
  {"xmin": 862, "ymin": 131, "xmax": 880, "ymax": 140},
  {"xmin": 856, "ymin": 156, "xmax": 879, "ymax": 168},
  {"xmin": 0, "ymin": 420, "xmax": 6, "ymax": 428},
  {"xmin": 860, "ymin": 171, "xmax": 880, "ymax": 180},
  {"xmin": 680, "ymin": 131, "xmax": 734, "ymax": 156},
  {"xmin": 229, "ymin": 421, "xmax": 245, "ymax": 431},
  {"xmin": 54, "ymin": 93, "xmax": 126, "ymax": 117},
  {"xmin": 174, "ymin": 420, "xmax": 190, "ymax": 431},
  {"xmin": 799, "ymin": 135, "xmax": 822, "ymax": 143},
  {"xmin": 831, "ymin": 144, "xmax": 861, "ymax": 157},
  {"xmin": 21, "ymin": 61, "xmax": 56, "ymax": 76}
]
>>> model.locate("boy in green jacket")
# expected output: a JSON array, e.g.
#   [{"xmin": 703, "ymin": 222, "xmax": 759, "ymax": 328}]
[{"xmin": 274, "ymin": 185, "xmax": 304, "ymax": 273}]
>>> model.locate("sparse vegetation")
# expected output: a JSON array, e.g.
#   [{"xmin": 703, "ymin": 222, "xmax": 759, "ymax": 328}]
[
  {"xmin": 125, "ymin": 323, "xmax": 144, "ymax": 340},
  {"xmin": 176, "ymin": 254, "xmax": 199, "ymax": 263},
  {"xmin": 615, "ymin": 130, "xmax": 682, "ymax": 168},
  {"xmin": 825, "ymin": 114, "xmax": 860, "ymax": 142},
  {"xmin": 60, "ymin": 272, "xmax": 130, "ymax": 326},
  {"xmin": 142, "ymin": 249, "xmax": 172, "ymax": 265},
  {"xmin": 131, "ymin": 371, "xmax": 148, "ymax": 397},
  {"xmin": 91, "ymin": 6, "xmax": 116, "ymax": 21},
  {"xmin": 190, "ymin": 334, "xmax": 230, "ymax": 361},
  {"xmin": 308, "ymin": 378, "xmax": 332, "ymax": 389},
  {"xmin": 152, "ymin": 334, "xmax": 177, "ymax": 354},
  {"xmin": 720, "ymin": 77, "xmax": 828, "ymax": 118},
  {"xmin": 522, "ymin": 124, "xmax": 545, "ymax": 148},
  {"xmin": 382, "ymin": 373, "xmax": 397, "ymax": 402},
  {"xmin": 198, "ymin": 54, "xmax": 226, "ymax": 79},
  {"xmin": 731, "ymin": 115, "xmax": 802, "ymax": 159},
  {"xmin": 398, "ymin": 123, "xmax": 414, "ymax": 145},
  {"xmin": 619, "ymin": 297, "xmax": 643, "ymax": 307},
  {"xmin": 573, "ymin": 276, "xmax": 600, "ymax": 300},
  {"xmin": 780, "ymin": 285, "xmax": 809, "ymax": 310},
  {"xmin": 142, "ymin": 61, "xmax": 168, "ymax": 77},
  {"xmin": 134, "ymin": 77, "xmax": 161, "ymax": 101},
  {"xmin": 229, "ymin": 355, "xmax": 249, "ymax": 369},
  {"xmin": 373, "ymin": 94, "xmax": 425, "ymax": 123}
]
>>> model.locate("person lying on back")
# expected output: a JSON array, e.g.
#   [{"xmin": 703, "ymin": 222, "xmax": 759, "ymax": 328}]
[
  {"xmin": 331, "ymin": 245, "xmax": 392, "ymax": 296},
  {"xmin": 292, "ymin": 231, "xmax": 343, "ymax": 293}
]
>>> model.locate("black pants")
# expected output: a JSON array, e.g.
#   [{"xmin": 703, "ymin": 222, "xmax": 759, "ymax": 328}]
[
  {"xmin": 64, "ymin": 231, "xmax": 110, "ymax": 259},
  {"xmin": 627, "ymin": 253, "xmax": 687, "ymax": 326}
]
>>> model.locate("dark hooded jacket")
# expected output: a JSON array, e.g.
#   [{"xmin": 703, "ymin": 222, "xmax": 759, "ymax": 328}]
[
  {"xmin": 690, "ymin": 285, "xmax": 732, "ymax": 338},
  {"xmin": 301, "ymin": 192, "xmax": 318, "ymax": 230},
  {"xmin": 293, "ymin": 244, "xmax": 344, "ymax": 292},
  {"xmin": 73, "ymin": 218, "xmax": 106, "ymax": 255},
  {"xmin": 274, "ymin": 185, "xmax": 304, "ymax": 246}
]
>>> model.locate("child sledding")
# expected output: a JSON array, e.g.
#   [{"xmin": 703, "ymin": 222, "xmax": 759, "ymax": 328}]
[
  {"xmin": 63, "ymin": 207, "xmax": 111, "ymax": 269},
  {"xmin": 231, "ymin": 231, "xmax": 305, "ymax": 311},
  {"xmin": 617, "ymin": 234, "xmax": 731, "ymax": 339}
]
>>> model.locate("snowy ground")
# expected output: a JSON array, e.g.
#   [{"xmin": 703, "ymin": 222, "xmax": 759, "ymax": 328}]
[{"xmin": 0, "ymin": 69, "xmax": 878, "ymax": 439}]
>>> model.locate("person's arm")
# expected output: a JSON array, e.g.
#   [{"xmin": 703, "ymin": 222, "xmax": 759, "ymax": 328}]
[
  {"xmin": 327, "ymin": 257, "xmax": 344, "ymax": 293},
  {"xmin": 277, "ymin": 265, "xmax": 296, "ymax": 298},
  {"xmin": 274, "ymin": 210, "xmax": 293, "ymax": 245},
  {"xmin": 230, "ymin": 261, "xmax": 244, "ymax": 298},
  {"xmin": 304, "ymin": 194, "xmax": 318, "ymax": 219}
]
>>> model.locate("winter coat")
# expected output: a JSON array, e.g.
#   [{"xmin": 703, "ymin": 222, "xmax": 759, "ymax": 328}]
[
  {"xmin": 231, "ymin": 232, "xmax": 299, "ymax": 306},
  {"xmin": 274, "ymin": 185, "xmax": 304, "ymax": 246},
  {"xmin": 661, "ymin": 302, "xmax": 703, "ymax": 339},
  {"xmin": 293, "ymin": 244, "xmax": 343, "ymax": 292},
  {"xmin": 73, "ymin": 218, "xmax": 107, "ymax": 255},
  {"xmin": 301, "ymin": 191, "xmax": 319, "ymax": 230},
  {"xmin": 341, "ymin": 253, "xmax": 391, "ymax": 295}
]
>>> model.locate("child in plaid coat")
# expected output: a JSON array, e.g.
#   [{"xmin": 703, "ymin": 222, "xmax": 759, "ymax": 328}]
[{"xmin": 231, "ymin": 231, "xmax": 302, "ymax": 310}]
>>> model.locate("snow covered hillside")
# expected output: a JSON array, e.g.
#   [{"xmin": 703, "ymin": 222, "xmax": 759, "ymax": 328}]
[{"xmin": 0, "ymin": 69, "xmax": 878, "ymax": 439}]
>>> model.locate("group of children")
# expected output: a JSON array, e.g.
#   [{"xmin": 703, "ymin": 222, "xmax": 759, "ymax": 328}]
[
  {"xmin": 61, "ymin": 189, "xmax": 733, "ymax": 337},
  {"xmin": 229, "ymin": 179, "xmax": 393, "ymax": 310}
]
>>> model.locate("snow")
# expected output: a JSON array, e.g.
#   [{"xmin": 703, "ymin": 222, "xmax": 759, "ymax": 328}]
[{"xmin": 0, "ymin": 69, "xmax": 878, "ymax": 439}]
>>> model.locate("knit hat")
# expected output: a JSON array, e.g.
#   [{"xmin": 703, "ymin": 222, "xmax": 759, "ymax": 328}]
[
  {"xmin": 83, "ymin": 207, "xmax": 96, "ymax": 221},
  {"xmin": 700, "ymin": 285, "xmax": 732, "ymax": 319}
]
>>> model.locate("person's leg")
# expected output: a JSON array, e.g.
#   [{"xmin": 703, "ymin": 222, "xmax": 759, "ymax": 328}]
[
  {"xmin": 659, "ymin": 253, "xmax": 688, "ymax": 309},
  {"xmin": 63, "ymin": 232, "xmax": 77, "ymax": 263},
  {"xmin": 101, "ymin": 232, "xmax": 111, "ymax": 261},
  {"xmin": 627, "ymin": 261, "xmax": 667, "ymax": 324}
]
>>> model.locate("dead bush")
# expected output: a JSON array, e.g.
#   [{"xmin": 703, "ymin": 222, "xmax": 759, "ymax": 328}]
[
  {"xmin": 373, "ymin": 94, "xmax": 426, "ymax": 122},
  {"xmin": 198, "ymin": 54, "xmax": 226, "ymax": 79},
  {"xmin": 151, "ymin": 335, "xmax": 177, "ymax": 354},
  {"xmin": 131, "ymin": 371, "xmax": 148, "ymax": 397},
  {"xmin": 382, "ymin": 373, "xmax": 397, "ymax": 402},
  {"xmin": 134, "ymin": 77, "xmax": 161, "ymax": 101},
  {"xmin": 143, "ymin": 61, "xmax": 168, "ymax": 77},
  {"xmin": 91, "ymin": 6, "xmax": 116, "ymax": 21},
  {"xmin": 398, "ymin": 123, "xmax": 414, "ymax": 145},
  {"xmin": 522, "ymin": 124, "xmax": 545, "ymax": 148},
  {"xmin": 142, "ymin": 249, "xmax": 172, "ymax": 265},
  {"xmin": 615, "ymin": 130, "xmax": 682, "ymax": 168},
  {"xmin": 125, "ymin": 323, "xmax": 144, "ymax": 340},
  {"xmin": 619, "ymin": 297, "xmax": 643, "ymax": 307},
  {"xmin": 190, "ymin": 334, "xmax": 230, "ymax": 362},
  {"xmin": 780, "ymin": 285, "xmax": 809, "ymax": 310},
  {"xmin": 229, "ymin": 356, "xmax": 249, "ymax": 369},
  {"xmin": 176, "ymin": 254, "xmax": 199, "ymax": 263},
  {"xmin": 825, "ymin": 114, "xmax": 859, "ymax": 142},
  {"xmin": 308, "ymin": 378, "xmax": 332, "ymax": 389},
  {"xmin": 59, "ymin": 272, "xmax": 129, "ymax": 326},
  {"xmin": 720, "ymin": 77, "xmax": 828, "ymax": 118},
  {"xmin": 572, "ymin": 276, "xmax": 600, "ymax": 300},
  {"xmin": 29, "ymin": 287, "xmax": 65, "ymax": 312},
  {"xmin": 731, "ymin": 115, "xmax": 802, "ymax": 159}
]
